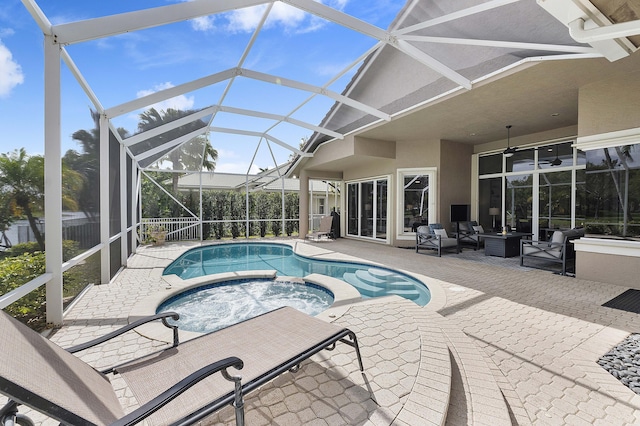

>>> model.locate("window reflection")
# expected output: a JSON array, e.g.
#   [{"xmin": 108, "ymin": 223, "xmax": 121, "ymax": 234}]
[{"xmin": 584, "ymin": 144, "xmax": 640, "ymax": 239}]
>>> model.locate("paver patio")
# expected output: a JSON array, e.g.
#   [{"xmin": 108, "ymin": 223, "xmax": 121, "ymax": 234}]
[{"xmin": 8, "ymin": 238, "xmax": 640, "ymax": 425}]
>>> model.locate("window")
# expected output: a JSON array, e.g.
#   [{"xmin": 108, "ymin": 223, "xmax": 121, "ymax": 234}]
[
  {"xmin": 583, "ymin": 144, "xmax": 640, "ymax": 239},
  {"xmin": 478, "ymin": 140, "xmax": 584, "ymax": 239},
  {"xmin": 397, "ymin": 168, "xmax": 436, "ymax": 237}
]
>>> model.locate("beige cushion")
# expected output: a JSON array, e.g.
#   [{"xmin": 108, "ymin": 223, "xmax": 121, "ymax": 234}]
[
  {"xmin": 416, "ymin": 225, "xmax": 429, "ymax": 234},
  {"xmin": 472, "ymin": 225, "xmax": 484, "ymax": 234},
  {"xmin": 551, "ymin": 230, "xmax": 565, "ymax": 245},
  {"xmin": 440, "ymin": 238, "xmax": 459, "ymax": 248},
  {"xmin": 434, "ymin": 228, "xmax": 448, "ymax": 238}
]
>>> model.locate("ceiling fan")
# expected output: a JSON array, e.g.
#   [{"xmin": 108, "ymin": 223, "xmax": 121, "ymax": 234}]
[
  {"xmin": 502, "ymin": 125, "xmax": 517, "ymax": 157},
  {"xmin": 527, "ymin": 146, "xmax": 563, "ymax": 166},
  {"xmin": 550, "ymin": 145, "xmax": 562, "ymax": 166}
]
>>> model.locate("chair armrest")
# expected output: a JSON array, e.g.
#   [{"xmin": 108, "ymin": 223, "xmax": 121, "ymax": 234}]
[
  {"xmin": 109, "ymin": 357, "xmax": 244, "ymax": 426},
  {"xmin": 66, "ymin": 312, "xmax": 181, "ymax": 354}
]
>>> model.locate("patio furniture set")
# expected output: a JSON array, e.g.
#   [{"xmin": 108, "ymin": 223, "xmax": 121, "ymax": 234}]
[{"xmin": 416, "ymin": 221, "xmax": 583, "ymax": 276}]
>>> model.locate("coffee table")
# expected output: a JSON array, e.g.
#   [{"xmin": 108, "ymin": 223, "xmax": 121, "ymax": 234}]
[{"xmin": 481, "ymin": 232, "xmax": 533, "ymax": 258}]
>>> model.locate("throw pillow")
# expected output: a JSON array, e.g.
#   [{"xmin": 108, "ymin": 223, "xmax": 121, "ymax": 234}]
[
  {"xmin": 434, "ymin": 228, "xmax": 448, "ymax": 238},
  {"xmin": 472, "ymin": 225, "xmax": 484, "ymax": 234}
]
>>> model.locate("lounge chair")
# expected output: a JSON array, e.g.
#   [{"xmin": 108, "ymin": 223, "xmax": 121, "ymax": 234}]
[
  {"xmin": 307, "ymin": 215, "xmax": 334, "ymax": 241},
  {"xmin": 0, "ymin": 306, "xmax": 363, "ymax": 426},
  {"xmin": 415, "ymin": 224, "xmax": 460, "ymax": 257}
]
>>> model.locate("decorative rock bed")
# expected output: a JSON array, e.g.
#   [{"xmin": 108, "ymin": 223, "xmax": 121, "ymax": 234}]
[{"xmin": 598, "ymin": 333, "xmax": 640, "ymax": 394}]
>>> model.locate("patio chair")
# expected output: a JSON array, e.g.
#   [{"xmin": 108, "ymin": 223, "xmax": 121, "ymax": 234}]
[
  {"xmin": 415, "ymin": 224, "xmax": 460, "ymax": 257},
  {"xmin": 0, "ymin": 306, "xmax": 363, "ymax": 426},
  {"xmin": 520, "ymin": 228, "xmax": 584, "ymax": 275},
  {"xmin": 456, "ymin": 221, "xmax": 484, "ymax": 250},
  {"xmin": 307, "ymin": 215, "xmax": 334, "ymax": 241}
]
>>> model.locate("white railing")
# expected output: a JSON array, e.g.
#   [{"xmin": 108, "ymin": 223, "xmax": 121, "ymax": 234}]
[{"xmin": 140, "ymin": 217, "xmax": 201, "ymax": 242}]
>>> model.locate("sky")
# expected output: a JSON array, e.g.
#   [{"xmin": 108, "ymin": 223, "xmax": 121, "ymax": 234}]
[{"xmin": 0, "ymin": 0, "xmax": 405, "ymax": 174}]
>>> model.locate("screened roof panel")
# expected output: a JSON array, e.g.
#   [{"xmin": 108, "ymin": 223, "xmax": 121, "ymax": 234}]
[{"xmin": 23, "ymin": 0, "xmax": 637, "ymax": 174}]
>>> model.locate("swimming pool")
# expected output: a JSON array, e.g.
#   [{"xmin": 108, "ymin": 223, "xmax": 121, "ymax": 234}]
[
  {"xmin": 157, "ymin": 278, "xmax": 334, "ymax": 333},
  {"xmin": 164, "ymin": 242, "xmax": 431, "ymax": 306}
]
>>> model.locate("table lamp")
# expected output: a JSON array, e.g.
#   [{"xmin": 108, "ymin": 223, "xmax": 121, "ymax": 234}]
[{"xmin": 489, "ymin": 207, "xmax": 500, "ymax": 231}]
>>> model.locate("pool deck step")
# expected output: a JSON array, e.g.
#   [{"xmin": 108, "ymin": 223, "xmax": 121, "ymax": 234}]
[
  {"xmin": 342, "ymin": 273, "xmax": 387, "ymax": 297},
  {"xmin": 355, "ymin": 270, "xmax": 416, "ymax": 290},
  {"xmin": 367, "ymin": 267, "xmax": 401, "ymax": 279},
  {"xmin": 424, "ymin": 311, "xmax": 515, "ymax": 426},
  {"xmin": 387, "ymin": 289, "xmax": 421, "ymax": 300}
]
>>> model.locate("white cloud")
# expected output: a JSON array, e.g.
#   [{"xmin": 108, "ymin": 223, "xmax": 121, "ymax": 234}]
[
  {"xmin": 188, "ymin": 0, "xmax": 349, "ymax": 34},
  {"xmin": 0, "ymin": 40, "xmax": 24, "ymax": 98},
  {"xmin": 216, "ymin": 161, "xmax": 262, "ymax": 175},
  {"xmin": 215, "ymin": 148, "xmax": 239, "ymax": 159},
  {"xmin": 136, "ymin": 82, "xmax": 195, "ymax": 112},
  {"xmin": 191, "ymin": 15, "xmax": 216, "ymax": 32},
  {"xmin": 226, "ymin": 3, "xmax": 306, "ymax": 33}
]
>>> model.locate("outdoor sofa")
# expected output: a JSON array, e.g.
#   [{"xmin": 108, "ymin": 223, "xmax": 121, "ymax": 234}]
[{"xmin": 0, "ymin": 306, "xmax": 363, "ymax": 426}]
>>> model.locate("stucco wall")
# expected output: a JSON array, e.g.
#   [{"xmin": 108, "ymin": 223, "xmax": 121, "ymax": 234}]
[
  {"xmin": 578, "ymin": 70, "xmax": 640, "ymax": 138},
  {"xmin": 576, "ymin": 251, "xmax": 640, "ymax": 288},
  {"xmin": 439, "ymin": 140, "xmax": 473, "ymax": 230}
]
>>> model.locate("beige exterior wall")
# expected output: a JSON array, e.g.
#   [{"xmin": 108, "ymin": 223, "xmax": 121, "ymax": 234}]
[
  {"xmin": 578, "ymin": 70, "xmax": 640, "ymax": 138},
  {"xmin": 576, "ymin": 252, "xmax": 640, "ymax": 288},
  {"xmin": 312, "ymin": 137, "xmax": 474, "ymax": 247},
  {"xmin": 439, "ymin": 140, "xmax": 473, "ymax": 228}
]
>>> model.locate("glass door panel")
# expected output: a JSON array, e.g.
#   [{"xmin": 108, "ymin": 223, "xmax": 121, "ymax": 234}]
[
  {"xmin": 538, "ymin": 171, "xmax": 572, "ymax": 240},
  {"xmin": 479, "ymin": 177, "xmax": 502, "ymax": 231},
  {"xmin": 505, "ymin": 174, "xmax": 533, "ymax": 232},
  {"xmin": 347, "ymin": 183, "xmax": 358, "ymax": 236},
  {"xmin": 360, "ymin": 181, "xmax": 374, "ymax": 237},
  {"xmin": 376, "ymin": 180, "xmax": 387, "ymax": 240}
]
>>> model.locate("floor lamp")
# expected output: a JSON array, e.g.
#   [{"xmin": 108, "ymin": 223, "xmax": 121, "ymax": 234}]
[{"xmin": 489, "ymin": 207, "xmax": 500, "ymax": 231}]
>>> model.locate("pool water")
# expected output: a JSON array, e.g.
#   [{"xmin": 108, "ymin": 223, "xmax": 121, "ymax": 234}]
[
  {"xmin": 157, "ymin": 279, "xmax": 333, "ymax": 333},
  {"xmin": 164, "ymin": 243, "xmax": 430, "ymax": 306}
]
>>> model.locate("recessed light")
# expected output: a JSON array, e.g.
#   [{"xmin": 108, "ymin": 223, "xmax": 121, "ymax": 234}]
[
  {"xmin": 470, "ymin": 133, "xmax": 476, "ymax": 136},
  {"xmin": 551, "ymin": 113, "xmax": 560, "ymax": 117}
]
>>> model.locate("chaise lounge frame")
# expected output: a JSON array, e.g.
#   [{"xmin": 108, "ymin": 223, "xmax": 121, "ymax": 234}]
[{"xmin": 0, "ymin": 306, "xmax": 363, "ymax": 426}]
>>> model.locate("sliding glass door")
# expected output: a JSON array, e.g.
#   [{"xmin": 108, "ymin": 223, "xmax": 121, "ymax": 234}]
[{"xmin": 346, "ymin": 177, "xmax": 388, "ymax": 241}]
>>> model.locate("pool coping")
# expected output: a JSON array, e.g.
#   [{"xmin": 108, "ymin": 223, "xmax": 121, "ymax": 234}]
[{"xmin": 129, "ymin": 269, "xmax": 363, "ymax": 343}]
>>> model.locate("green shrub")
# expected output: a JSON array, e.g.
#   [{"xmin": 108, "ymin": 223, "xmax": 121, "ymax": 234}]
[
  {"xmin": 1, "ymin": 242, "xmax": 96, "ymax": 330},
  {"xmin": 6, "ymin": 240, "xmax": 80, "ymax": 262},
  {"xmin": 0, "ymin": 252, "xmax": 46, "ymax": 327}
]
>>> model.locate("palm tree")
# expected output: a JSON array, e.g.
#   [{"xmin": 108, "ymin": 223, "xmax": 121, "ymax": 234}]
[
  {"xmin": 137, "ymin": 108, "xmax": 217, "ymax": 194},
  {"xmin": 68, "ymin": 109, "xmax": 129, "ymax": 220},
  {"xmin": 0, "ymin": 149, "xmax": 85, "ymax": 251},
  {"xmin": 603, "ymin": 145, "xmax": 635, "ymax": 235},
  {"xmin": 0, "ymin": 149, "xmax": 45, "ymax": 250}
]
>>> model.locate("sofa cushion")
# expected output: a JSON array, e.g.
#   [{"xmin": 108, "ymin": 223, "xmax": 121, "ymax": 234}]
[
  {"xmin": 550, "ymin": 230, "xmax": 565, "ymax": 245},
  {"xmin": 472, "ymin": 225, "xmax": 485, "ymax": 234}
]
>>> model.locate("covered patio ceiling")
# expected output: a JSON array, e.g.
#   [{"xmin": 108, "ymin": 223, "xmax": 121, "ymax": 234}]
[{"xmin": 21, "ymin": 0, "xmax": 640, "ymax": 174}]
